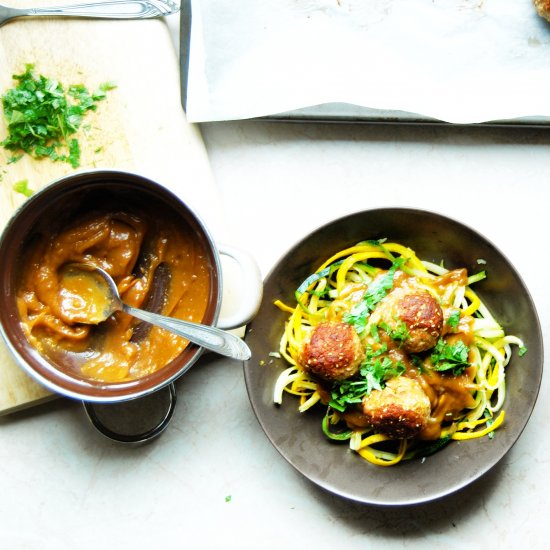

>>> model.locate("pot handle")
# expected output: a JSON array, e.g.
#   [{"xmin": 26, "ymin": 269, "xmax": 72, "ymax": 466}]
[
  {"xmin": 216, "ymin": 244, "xmax": 263, "ymax": 330},
  {"xmin": 82, "ymin": 383, "xmax": 177, "ymax": 444}
]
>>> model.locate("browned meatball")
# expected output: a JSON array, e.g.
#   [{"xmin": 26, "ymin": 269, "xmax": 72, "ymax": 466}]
[
  {"xmin": 300, "ymin": 321, "xmax": 364, "ymax": 382},
  {"xmin": 375, "ymin": 289, "xmax": 443, "ymax": 353},
  {"xmin": 535, "ymin": 0, "xmax": 550, "ymax": 22},
  {"xmin": 361, "ymin": 376, "xmax": 431, "ymax": 439}
]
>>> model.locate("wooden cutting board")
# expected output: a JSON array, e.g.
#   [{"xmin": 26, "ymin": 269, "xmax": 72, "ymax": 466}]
[{"xmin": 0, "ymin": 4, "xmax": 222, "ymax": 415}]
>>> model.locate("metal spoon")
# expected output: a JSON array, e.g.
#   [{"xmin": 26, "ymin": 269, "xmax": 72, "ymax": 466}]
[
  {"xmin": 59, "ymin": 263, "xmax": 252, "ymax": 361},
  {"xmin": 0, "ymin": 0, "xmax": 179, "ymax": 28}
]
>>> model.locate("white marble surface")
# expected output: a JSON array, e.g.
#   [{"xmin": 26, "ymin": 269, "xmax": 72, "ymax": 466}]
[{"xmin": 1, "ymin": 11, "xmax": 550, "ymax": 550}]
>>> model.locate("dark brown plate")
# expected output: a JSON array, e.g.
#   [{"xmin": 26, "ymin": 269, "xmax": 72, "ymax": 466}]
[{"xmin": 243, "ymin": 208, "xmax": 543, "ymax": 505}]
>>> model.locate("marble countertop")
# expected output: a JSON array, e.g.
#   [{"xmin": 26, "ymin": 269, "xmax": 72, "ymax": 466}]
[{"xmin": 1, "ymin": 12, "xmax": 550, "ymax": 550}]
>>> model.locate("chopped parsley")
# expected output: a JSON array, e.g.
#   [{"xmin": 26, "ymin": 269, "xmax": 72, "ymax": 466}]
[
  {"xmin": 430, "ymin": 339, "xmax": 470, "ymax": 375},
  {"xmin": 447, "ymin": 310, "xmax": 461, "ymax": 330},
  {"xmin": 7, "ymin": 153, "xmax": 22, "ymax": 164},
  {"xmin": 1, "ymin": 64, "xmax": 116, "ymax": 168},
  {"xmin": 343, "ymin": 257, "xmax": 405, "ymax": 334},
  {"xmin": 378, "ymin": 320, "xmax": 410, "ymax": 343},
  {"xmin": 329, "ymin": 344, "xmax": 405, "ymax": 412}
]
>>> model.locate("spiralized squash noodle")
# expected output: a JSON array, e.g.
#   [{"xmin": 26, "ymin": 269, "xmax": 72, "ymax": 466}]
[{"xmin": 273, "ymin": 240, "xmax": 526, "ymax": 466}]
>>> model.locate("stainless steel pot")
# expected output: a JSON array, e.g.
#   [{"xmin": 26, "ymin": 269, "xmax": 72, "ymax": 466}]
[{"xmin": 0, "ymin": 169, "xmax": 262, "ymax": 441}]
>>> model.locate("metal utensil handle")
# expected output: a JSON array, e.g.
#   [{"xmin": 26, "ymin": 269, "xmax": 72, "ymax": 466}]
[
  {"xmin": 123, "ymin": 304, "xmax": 252, "ymax": 361},
  {"xmin": 25, "ymin": 0, "xmax": 179, "ymax": 19}
]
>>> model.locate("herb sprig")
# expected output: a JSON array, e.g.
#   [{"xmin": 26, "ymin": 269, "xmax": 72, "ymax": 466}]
[
  {"xmin": 430, "ymin": 339, "xmax": 470, "ymax": 375},
  {"xmin": 329, "ymin": 345, "xmax": 405, "ymax": 412},
  {"xmin": 379, "ymin": 320, "xmax": 410, "ymax": 343},
  {"xmin": 447, "ymin": 310, "xmax": 461, "ymax": 330},
  {"xmin": 343, "ymin": 257, "xmax": 405, "ymax": 334}
]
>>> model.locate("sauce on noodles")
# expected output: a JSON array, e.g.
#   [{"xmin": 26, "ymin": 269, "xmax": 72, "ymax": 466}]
[{"xmin": 273, "ymin": 240, "xmax": 526, "ymax": 466}]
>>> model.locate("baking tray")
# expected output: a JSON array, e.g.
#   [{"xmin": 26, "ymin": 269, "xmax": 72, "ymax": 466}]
[{"xmin": 178, "ymin": 1, "xmax": 550, "ymax": 128}]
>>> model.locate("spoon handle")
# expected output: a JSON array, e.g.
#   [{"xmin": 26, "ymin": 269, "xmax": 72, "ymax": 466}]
[
  {"xmin": 14, "ymin": 0, "xmax": 178, "ymax": 20},
  {"xmin": 123, "ymin": 304, "xmax": 252, "ymax": 361}
]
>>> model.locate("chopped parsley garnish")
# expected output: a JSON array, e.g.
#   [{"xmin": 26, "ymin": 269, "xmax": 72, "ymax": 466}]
[
  {"xmin": 1, "ymin": 64, "xmax": 116, "ymax": 168},
  {"xmin": 430, "ymin": 339, "xmax": 470, "ymax": 375},
  {"xmin": 329, "ymin": 344, "xmax": 405, "ymax": 412},
  {"xmin": 447, "ymin": 310, "xmax": 461, "ymax": 330},
  {"xmin": 343, "ymin": 257, "xmax": 405, "ymax": 334},
  {"xmin": 369, "ymin": 323, "xmax": 381, "ymax": 342},
  {"xmin": 378, "ymin": 320, "xmax": 410, "ymax": 343},
  {"xmin": 7, "ymin": 154, "xmax": 22, "ymax": 164}
]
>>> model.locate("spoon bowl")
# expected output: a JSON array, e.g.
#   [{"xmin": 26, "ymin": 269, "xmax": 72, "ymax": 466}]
[{"xmin": 60, "ymin": 263, "xmax": 252, "ymax": 361}]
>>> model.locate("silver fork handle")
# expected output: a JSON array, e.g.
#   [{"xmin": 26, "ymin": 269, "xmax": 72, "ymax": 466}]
[{"xmin": 19, "ymin": 0, "xmax": 179, "ymax": 19}]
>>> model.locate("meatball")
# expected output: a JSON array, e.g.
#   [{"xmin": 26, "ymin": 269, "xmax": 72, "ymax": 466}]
[
  {"xmin": 361, "ymin": 376, "xmax": 431, "ymax": 439},
  {"xmin": 375, "ymin": 289, "xmax": 443, "ymax": 353},
  {"xmin": 300, "ymin": 321, "xmax": 364, "ymax": 382},
  {"xmin": 535, "ymin": 0, "xmax": 550, "ymax": 22}
]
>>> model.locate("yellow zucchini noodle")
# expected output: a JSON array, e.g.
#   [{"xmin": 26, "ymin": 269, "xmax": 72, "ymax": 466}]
[{"xmin": 273, "ymin": 240, "xmax": 527, "ymax": 467}]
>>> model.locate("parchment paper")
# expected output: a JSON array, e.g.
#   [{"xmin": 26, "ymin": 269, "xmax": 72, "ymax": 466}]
[{"xmin": 185, "ymin": 0, "xmax": 550, "ymax": 123}]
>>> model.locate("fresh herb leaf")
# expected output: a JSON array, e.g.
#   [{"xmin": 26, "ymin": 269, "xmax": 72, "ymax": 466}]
[
  {"xmin": 92, "ymin": 80, "xmax": 117, "ymax": 101},
  {"xmin": 1, "ymin": 64, "xmax": 114, "ymax": 167},
  {"xmin": 329, "ymin": 345, "xmax": 404, "ymax": 412},
  {"xmin": 379, "ymin": 320, "xmax": 410, "ymax": 343},
  {"xmin": 369, "ymin": 323, "xmax": 380, "ymax": 342},
  {"xmin": 7, "ymin": 154, "xmax": 23, "ymax": 164},
  {"xmin": 68, "ymin": 138, "xmax": 80, "ymax": 168},
  {"xmin": 519, "ymin": 345, "xmax": 528, "ymax": 357},
  {"xmin": 447, "ymin": 310, "xmax": 461, "ymax": 330},
  {"xmin": 343, "ymin": 257, "xmax": 405, "ymax": 334},
  {"xmin": 362, "ymin": 259, "xmax": 405, "ymax": 308},
  {"xmin": 360, "ymin": 356, "xmax": 406, "ymax": 390},
  {"xmin": 430, "ymin": 339, "xmax": 470, "ymax": 375},
  {"xmin": 330, "ymin": 379, "xmax": 372, "ymax": 412}
]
